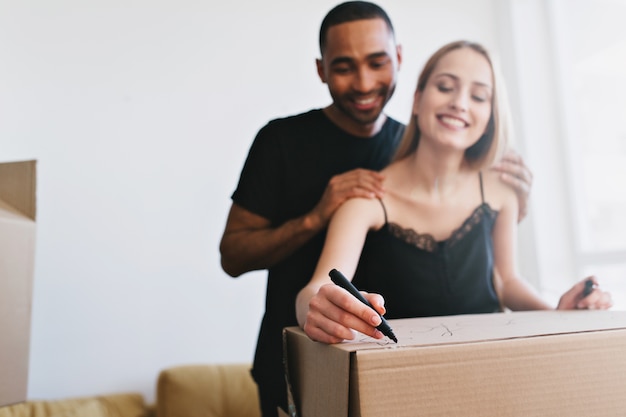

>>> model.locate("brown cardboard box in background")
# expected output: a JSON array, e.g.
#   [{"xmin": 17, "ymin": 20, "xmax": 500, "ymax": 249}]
[
  {"xmin": 284, "ymin": 310, "xmax": 626, "ymax": 417},
  {"xmin": 0, "ymin": 160, "xmax": 36, "ymax": 407}
]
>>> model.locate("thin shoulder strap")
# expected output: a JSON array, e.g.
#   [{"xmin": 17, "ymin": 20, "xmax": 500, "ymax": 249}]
[
  {"xmin": 377, "ymin": 198, "xmax": 389, "ymax": 225},
  {"xmin": 479, "ymin": 171, "xmax": 485, "ymax": 203}
]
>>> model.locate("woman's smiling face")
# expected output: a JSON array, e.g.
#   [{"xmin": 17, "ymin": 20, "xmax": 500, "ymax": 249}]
[{"xmin": 413, "ymin": 47, "xmax": 493, "ymax": 153}]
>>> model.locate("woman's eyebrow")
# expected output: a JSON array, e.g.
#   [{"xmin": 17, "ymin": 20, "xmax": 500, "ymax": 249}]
[{"xmin": 434, "ymin": 72, "xmax": 492, "ymax": 89}]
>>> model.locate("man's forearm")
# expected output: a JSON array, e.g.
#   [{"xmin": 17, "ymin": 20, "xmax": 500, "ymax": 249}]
[{"xmin": 220, "ymin": 213, "xmax": 325, "ymax": 277}]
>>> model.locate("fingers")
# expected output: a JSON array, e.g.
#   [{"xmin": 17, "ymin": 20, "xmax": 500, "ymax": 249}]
[
  {"xmin": 328, "ymin": 169, "xmax": 386, "ymax": 199},
  {"xmin": 575, "ymin": 276, "xmax": 613, "ymax": 310},
  {"xmin": 303, "ymin": 284, "xmax": 385, "ymax": 344},
  {"xmin": 557, "ymin": 276, "xmax": 613, "ymax": 310},
  {"xmin": 492, "ymin": 159, "xmax": 533, "ymax": 194},
  {"xmin": 311, "ymin": 169, "xmax": 386, "ymax": 227},
  {"xmin": 500, "ymin": 148, "xmax": 523, "ymax": 164},
  {"xmin": 364, "ymin": 292, "xmax": 386, "ymax": 316},
  {"xmin": 496, "ymin": 170, "xmax": 531, "ymax": 222},
  {"xmin": 491, "ymin": 152, "xmax": 533, "ymax": 222}
]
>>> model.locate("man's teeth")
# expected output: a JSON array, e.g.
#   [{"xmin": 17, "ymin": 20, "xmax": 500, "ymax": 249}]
[
  {"xmin": 440, "ymin": 116, "xmax": 465, "ymax": 127},
  {"xmin": 355, "ymin": 97, "xmax": 375, "ymax": 105}
]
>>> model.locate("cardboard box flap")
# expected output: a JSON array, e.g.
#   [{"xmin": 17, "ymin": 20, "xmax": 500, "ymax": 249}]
[
  {"xmin": 0, "ymin": 160, "xmax": 36, "ymax": 221},
  {"xmin": 335, "ymin": 310, "xmax": 626, "ymax": 351},
  {"xmin": 0, "ymin": 159, "xmax": 36, "ymax": 407},
  {"xmin": 284, "ymin": 328, "xmax": 351, "ymax": 417}
]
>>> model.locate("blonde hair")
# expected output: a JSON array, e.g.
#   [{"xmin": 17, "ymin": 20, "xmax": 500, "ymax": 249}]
[{"xmin": 393, "ymin": 40, "xmax": 512, "ymax": 169}]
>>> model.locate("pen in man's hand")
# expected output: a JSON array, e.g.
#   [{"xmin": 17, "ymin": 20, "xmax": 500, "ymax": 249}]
[{"xmin": 329, "ymin": 268, "xmax": 398, "ymax": 343}]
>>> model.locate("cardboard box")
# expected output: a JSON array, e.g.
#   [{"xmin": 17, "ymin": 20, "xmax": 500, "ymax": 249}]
[
  {"xmin": 0, "ymin": 160, "xmax": 36, "ymax": 407},
  {"xmin": 284, "ymin": 310, "xmax": 626, "ymax": 417}
]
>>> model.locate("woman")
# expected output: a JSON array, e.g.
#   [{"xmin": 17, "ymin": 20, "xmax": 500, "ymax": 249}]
[{"xmin": 296, "ymin": 40, "xmax": 612, "ymax": 344}]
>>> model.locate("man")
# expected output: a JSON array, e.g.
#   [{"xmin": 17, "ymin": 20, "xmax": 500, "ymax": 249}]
[{"xmin": 219, "ymin": 2, "xmax": 532, "ymax": 416}]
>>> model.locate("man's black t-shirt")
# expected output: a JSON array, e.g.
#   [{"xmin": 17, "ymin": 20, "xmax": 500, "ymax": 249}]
[{"xmin": 231, "ymin": 109, "xmax": 404, "ymax": 415}]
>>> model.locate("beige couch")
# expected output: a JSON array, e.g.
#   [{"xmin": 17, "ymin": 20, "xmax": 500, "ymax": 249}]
[
  {"xmin": 0, "ymin": 393, "xmax": 148, "ymax": 417},
  {"xmin": 0, "ymin": 363, "xmax": 260, "ymax": 417},
  {"xmin": 156, "ymin": 363, "xmax": 260, "ymax": 417}
]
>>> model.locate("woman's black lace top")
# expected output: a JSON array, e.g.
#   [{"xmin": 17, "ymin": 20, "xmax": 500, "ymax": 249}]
[{"xmin": 352, "ymin": 185, "xmax": 501, "ymax": 319}]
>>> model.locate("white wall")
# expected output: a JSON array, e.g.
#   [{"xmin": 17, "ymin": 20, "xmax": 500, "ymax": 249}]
[{"xmin": 0, "ymin": 0, "xmax": 530, "ymax": 403}]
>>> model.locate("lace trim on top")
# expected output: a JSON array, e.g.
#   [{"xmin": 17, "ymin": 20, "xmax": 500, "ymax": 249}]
[{"xmin": 386, "ymin": 203, "xmax": 498, "ymax": 252}]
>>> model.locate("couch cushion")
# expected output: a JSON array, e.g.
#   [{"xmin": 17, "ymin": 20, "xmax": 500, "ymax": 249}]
[
  {"xmin": 156, "ymin": 364, "xmax": 260, "ymax": 417},
  {"xmin": 0, "ymin": 393, "xmax": 147, "ymax": 417},
  {"xmin": 97, "ymin": 394, "xmax": 147, "ymax": 417},
  {"xmin": 49, "ymin": 400, "xmax": 107, "ymax": 417}
]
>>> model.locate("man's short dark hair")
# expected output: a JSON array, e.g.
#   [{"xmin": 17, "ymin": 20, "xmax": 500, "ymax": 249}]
[{"xmin": 319, "ymin": 1, "xmax": 395, "ymax": 55}]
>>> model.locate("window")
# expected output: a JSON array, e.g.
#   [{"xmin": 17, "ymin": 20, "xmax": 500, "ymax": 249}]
[
  {"xmin": 504, "ymin": 0, "xmax": 625, "ymax": 308},
  {"xmin": 550, "ymin": 0, "xmax": 626, "ymax": 309}
]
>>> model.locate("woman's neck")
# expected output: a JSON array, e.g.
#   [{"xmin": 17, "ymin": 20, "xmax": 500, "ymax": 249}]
[{"xmin": 405, "ymin": 145, "xmax": 471, "ymax": 201}]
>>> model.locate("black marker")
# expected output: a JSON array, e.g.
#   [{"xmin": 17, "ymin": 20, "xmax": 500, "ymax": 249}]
[
  {"xmin": 583, "ymin": 278, "xmax": 595, "ymax": 297},
  {"xmin": 329, "ymin": 268, "xmax": 398, "ymax": 343}
]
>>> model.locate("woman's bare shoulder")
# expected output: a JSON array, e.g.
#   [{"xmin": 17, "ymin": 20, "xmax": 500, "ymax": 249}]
[
  {"xmin": 335, "ymin": 197, "xmax": 386, "ymax": 230},
  {"xmin": 482, "ymin": 170, "xmax": 517, "ymax": 210}
]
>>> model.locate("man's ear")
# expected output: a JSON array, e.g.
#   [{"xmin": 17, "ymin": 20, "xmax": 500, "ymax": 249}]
[
  {"xmin": 396, "ymin": 44, "xmax": 403, "ymax": 70},
  {"xmin": 316, "ymin": 58, "xmax": 327, "ymax": 83}
]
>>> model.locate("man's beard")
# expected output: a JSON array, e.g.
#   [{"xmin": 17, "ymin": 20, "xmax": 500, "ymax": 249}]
[{"xmin": 333, "ymin": 84, "xmax": 396, "ymax": 126}]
